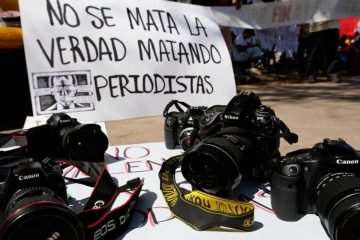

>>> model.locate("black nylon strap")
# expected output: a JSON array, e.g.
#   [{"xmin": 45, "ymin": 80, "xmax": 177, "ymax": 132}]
[
  {"xmin": 163, "ymin": 100, "xmax": 191, "ymax": 117},
  {"xmin": 159, "ymin": 155, "xmax": 255, "ymax": 231}
]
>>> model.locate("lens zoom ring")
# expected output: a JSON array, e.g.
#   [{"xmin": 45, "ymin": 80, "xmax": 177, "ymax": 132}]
[
  {"xmin": 316, "ymin": 175, "xmax": 360, "ymax": 219},
  {"xmin": 5, "ymin": 186, "xmax": 62, "ymax": 216}
]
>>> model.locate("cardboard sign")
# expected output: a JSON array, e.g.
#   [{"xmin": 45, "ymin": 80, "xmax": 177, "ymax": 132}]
[{"xmin": 19, "ymin": 0, "xmax": 236, "ymax": 122}]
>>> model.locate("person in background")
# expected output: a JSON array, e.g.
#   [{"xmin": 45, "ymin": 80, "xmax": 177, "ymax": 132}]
[
  {"xmin": 305, "ymin": 20, "xmax": 341, "ymax": 83},
  {"xmin": 345, "ymin": 31, "xmax": 360, "ymax": 75},
  {"xmin": 233, "ymin": 28, "xmax": 263, "ymax": 75},
  {"xmin": 296, "ymin": 23, "xmax": 311, "ymax": 75},
  {"xmin": 352, "ymin": 31, "xmax": 360, "ymax": 50}
]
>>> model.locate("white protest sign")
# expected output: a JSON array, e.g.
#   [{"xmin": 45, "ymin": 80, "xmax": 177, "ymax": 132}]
[
  {"xmin": 212, "ymin": 0, "xmax": 360, "ymax": 29},
  {"xmin": 65, "ymin": 142, "xmax": 329, "ymax": 240},
  {"xmin": 19, "ymin": 0, "xmax": 236, "ymax": 122}
]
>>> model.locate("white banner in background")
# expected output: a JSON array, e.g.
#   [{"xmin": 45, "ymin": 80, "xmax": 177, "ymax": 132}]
[
  {"xmin": 19, "ymin": 0, "xmax": 236, "ymax": 122},
  {"xmin": 212, "ymin": 0, "xmax": 360, "ymax": 29}
]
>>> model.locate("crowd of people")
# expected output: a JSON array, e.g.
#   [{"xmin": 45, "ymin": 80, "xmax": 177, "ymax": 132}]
[
  {"xmin": 231, "ymin": 20, "xmax": 360, "ymax": 83},
  {"xmin": 170, "ymin": 0, "xmax": 360, "ymax": 84}
]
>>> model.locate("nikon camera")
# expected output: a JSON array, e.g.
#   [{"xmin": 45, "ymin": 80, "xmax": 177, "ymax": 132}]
[
  {"xmin": 180, "ymin": 91, "xmax": 298, "ymax": 196},
  {"xmin": 163, "ymin": 100, "xmax": 226, "ymax": 150},
  {"xmin": 271, "ymin": 138, "xmax": 360, "ymax": 240}
]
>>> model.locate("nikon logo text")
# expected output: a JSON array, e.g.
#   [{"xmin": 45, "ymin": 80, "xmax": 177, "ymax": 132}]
[
  {"xmin": 224, "ymin": 115, "xmax": 238, "ymax": 120},
  {"xmin": 336, "ymin": 159, "xmax": 359, "ymax": 165},
  {"xmin": 59, "ymin": 119, "xmax": 72, "ymax": 123},
  {"xmin": 18, "ymin": 173, "xmax": 40, "ymax": 180}
]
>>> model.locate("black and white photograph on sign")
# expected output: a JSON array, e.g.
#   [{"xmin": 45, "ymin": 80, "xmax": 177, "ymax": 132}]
[{"xmin": 32, "ymin": 70, "xmax": 95, "ymax": 115}]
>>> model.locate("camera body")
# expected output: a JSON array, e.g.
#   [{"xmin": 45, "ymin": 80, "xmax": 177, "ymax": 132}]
[
  {"xmin": 271, "ymin": 138, "xmax": 360, "ymax": 240},
  {"xmin": 0, "ymin": 157, "xmax": 67, "ymax": 212},
  {"xmin": 164, "ymin": 103, "xmax": 226, "ymax": 150},
  {"xmin": 26, "ymin": 113, "xmax": 108, "ymax": 162},
  {"xmin": 222, "ymin": 92, "xmax": 285, "ymax": 170}
]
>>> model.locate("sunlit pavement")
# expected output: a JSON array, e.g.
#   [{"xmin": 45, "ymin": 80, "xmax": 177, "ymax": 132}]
[{"xmin": 107, "ymin": 72, "xmax": 360, "ymax": 154}]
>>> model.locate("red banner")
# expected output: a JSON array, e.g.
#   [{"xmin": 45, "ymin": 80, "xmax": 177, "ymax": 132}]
[{"xmin": 339, "ymin": 17, "xmax": 360, "ymax": 37}]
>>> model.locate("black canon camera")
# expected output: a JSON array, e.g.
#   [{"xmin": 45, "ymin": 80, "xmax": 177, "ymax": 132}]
[
  {"xmin": 271, "ymin": 138, "xmax": 360, "ymax": 240},
  {"xmin": 0, "ymin": 156, "xmax": 85, "ymax": 239},
  {"xmin": 163, "ymin": 100, "xmax": 226, "ymax": 150},
  {"xmin": 180, "ymin": 91, "xmax": 298, "ymax": 196},
  {"xmin": 0, "ymin": 113, "xmax": 142, "ymax": 240},
  {"xmin": 0, "ymin": 112, "xmax": 110, "ymax": 239},
  {"xmin": 26, "ymin": 113, "xmax": 108, "ymax": 162}
]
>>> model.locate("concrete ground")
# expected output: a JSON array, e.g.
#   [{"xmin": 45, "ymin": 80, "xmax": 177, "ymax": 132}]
[{"xmin": 106, "ymin": 71, "xmax": 360, "ymax": 155}]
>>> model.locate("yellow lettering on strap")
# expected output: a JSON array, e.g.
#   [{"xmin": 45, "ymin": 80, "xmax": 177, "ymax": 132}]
[
  {"xmin": 184, "ymin": 191, "xmax": 254, "ymax": 216},
  {"xmin": 161, "ymin": 183, "xmax": 179, "ymax": 207}
]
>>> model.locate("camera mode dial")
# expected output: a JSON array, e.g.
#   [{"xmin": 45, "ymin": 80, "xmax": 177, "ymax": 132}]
[
  {"xmin": 166, "ymin": 116, "xmax": 177, "ymax": 127},
  {"xmin": 281, "ymin": 163, "xmax": 301, "ymax": 177},
  {"xmin": 200, "ymin": 112, "xmax": 218, "ymax": 126}
]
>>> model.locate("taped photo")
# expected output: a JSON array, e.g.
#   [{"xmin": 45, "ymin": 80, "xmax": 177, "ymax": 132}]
[{"xmin": 32, "ymin": 70, "xmax": 95, "ymax": 115}]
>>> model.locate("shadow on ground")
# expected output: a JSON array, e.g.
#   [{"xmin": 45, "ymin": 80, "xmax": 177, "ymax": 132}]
[{"xmin": 236, "ymin": 69, "xmax": 360, "ymax": 103}]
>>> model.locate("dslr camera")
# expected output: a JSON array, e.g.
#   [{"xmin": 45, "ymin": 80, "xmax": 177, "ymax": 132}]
[
  {"xmin": 0, "ymin": 154, "xmax": 85, "ymax": 239},
  {"xmin": 271, "ymin": 138, "xmax": 360, "ymax": 240},
  {"xmin": 180, "ymin": 91, "xmax": 298, "ymax": 196},
  {"xmin": 26, "ymin": 113, "xmax": 108, "ymax": 162},
  {"xmin": 163, "ymin": 100, "xmax": 226, "ymax": 150},
  {"xmin": 0, "ymin": 112, "xmax": 109, "ymax": 239}
]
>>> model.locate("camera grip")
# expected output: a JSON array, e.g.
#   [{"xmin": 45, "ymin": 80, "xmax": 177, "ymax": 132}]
[
  {"xmin": 271, "ymin": 171, "xmax": 301, "ymax": 221},
  {"xmin": 164, "ymin": 119, "xmax": 177, "ymax": 149}
]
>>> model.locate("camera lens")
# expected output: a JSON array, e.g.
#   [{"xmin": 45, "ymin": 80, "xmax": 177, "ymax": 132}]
[
  {"xmin": 316, "ymin": 174, "xmax": 360, "ymax": 240},
  {"xmin": 179, "ymin": 127, "xmax": 200, "ymax": 150},
  {"xmin": 62, "ymin": 124, "xmax": 109, "ymax": 161},
  {"xmin": 0, "ymin": 186, "xmax": 85, "ymax": 240},
  {"xmin": 184, "ymin": 152, "xmax": 228, "ymax": 194},
  {"xmin": 335, "ymin": 203, "xmax": 360, "ymax": 240},
  {"xmin": 181, "ymin": 133, "xmax": 252, "ymax": 195}
]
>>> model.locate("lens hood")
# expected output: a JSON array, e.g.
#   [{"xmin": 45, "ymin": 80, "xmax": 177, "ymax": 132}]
[{"xmin": 62, "ymin": 124, "xmax": 109, "ymax": 162}]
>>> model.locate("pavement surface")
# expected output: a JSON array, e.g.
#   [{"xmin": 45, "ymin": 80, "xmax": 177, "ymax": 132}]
[{"xmin": 106, "ymin": 70, "xmax": 360, "ymax": 155}]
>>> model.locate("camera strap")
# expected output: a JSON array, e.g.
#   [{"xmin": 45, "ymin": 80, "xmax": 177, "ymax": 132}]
[
  {"xmin": 275, "ymin": 119, "xmax": 298, "ymax": 144},
  {"xmin": 159, "ymin": 155, "xmax": 255, "ymax": 231},
  {"xmin": 163, "ymin": 100, "xmax": 191, "ymax": 117},
  {"xmin": 60, "ymin": 160, "xmax": 143, "ymax": 240}
]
